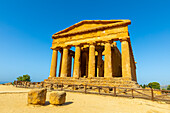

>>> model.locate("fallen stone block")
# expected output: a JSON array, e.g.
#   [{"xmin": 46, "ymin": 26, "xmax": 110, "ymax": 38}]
[
  {"xmin": 28, "ymin": 88, "xmax": 47, "ymax": 105},
  {"xmin": 49, "ymin": 91, "xmax": 66, "ymax": 105}
]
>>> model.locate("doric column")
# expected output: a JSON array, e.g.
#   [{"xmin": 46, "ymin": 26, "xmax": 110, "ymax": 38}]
[
  {"xmin": 88, "ymin": 43, "xmax": 96, "ymax": 78},
  {"xmin": 67, "ymin": 53, "xmax": 72, "ymax": 77},
  {"xmin": 104, "ymin": 41, "xmax": 113, "ymax": 78},
  {"xmin": 58, "ymin": 49, "xmax": 63, "ymax": 77},
  {"xmin": 120, "ymin": 37, "xmax": 132, "ymax": 80},
  {"xmin": 49, "ymin": 49, "xmax": 58, "ymax": 77},
  {"xmin": 85, "ymin": 51, "xmax": 89, "ymax": 77},
  {"xmin": 111, "ymin": 42, "xmax": 116, "ymax": 77},
  {"xmin": 60, "ymin": 47, "xmax": 69, "ymax": 77},
  {"xmin": 97, "ymin": 49, "xmax": 103, "ymax": 77},
  {"xmin": 73, "ymin": 45, "xmax": 81, "ymax": 78}
]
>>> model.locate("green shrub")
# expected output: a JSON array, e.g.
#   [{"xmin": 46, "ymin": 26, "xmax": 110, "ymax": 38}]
[
  {"xmin": 162, "ymin": 88, "xmax": 166, "ymax": 90},
  {"xmin": 17, "ymin": 74, "xmax": 31, "ymax": 82},
  {"xmin": 167, "ymin": 85, "xmax": 170, "ymax": 90},
  {"xmin": 148, "ymin": 82, "xmax": 160, "ymax": 89}
]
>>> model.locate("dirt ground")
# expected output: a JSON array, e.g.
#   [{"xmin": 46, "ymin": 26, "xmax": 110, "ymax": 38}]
[{"xmin": 0, "ymin": 85, "xmax": 169, "ymax": 113}]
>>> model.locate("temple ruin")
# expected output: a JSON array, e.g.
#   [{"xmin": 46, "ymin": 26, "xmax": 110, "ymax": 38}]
[{"xmin": 45, "ymin": 20, "xmax": 138, "ymax": 88}]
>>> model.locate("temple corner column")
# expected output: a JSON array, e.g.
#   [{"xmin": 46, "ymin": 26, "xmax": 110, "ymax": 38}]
[
  {"xmin": 120, "ymin": 36, "xmax": 132, "ymax": 80},
  {"xmin": 49, "ymin": 49, "xmax": 58, "ymax": 78}
]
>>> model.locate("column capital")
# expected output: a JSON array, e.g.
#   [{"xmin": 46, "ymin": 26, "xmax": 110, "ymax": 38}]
[
  {"xmin": 75, "ymin": 44, "xmax": 82, "ymax": 47},
  {"xmin": 63, "ymin": 46, "xmax": 71, "ymax": 49},
  {"xmin": 51, "ymin": 47, "xmax": 60, "ymax": 51},
  {"xmin": 111, "ymin": 42, "xmax": 117, "ymax": 47},
  {"xmin": 59, "ymin": 48, "xmax": 63, "ymax": 53},
  {"xmin": 119, "ymin": 36, "xmax": 130, "ymax": 42},
  {"xmin": 96, "ymin": 47, "xmax": 103, "ymax": 52},
  {"xmin": 89, "ymin": 42, "xmax": 96, "ymax": 45},
  {"xmin": 104, "ymin": 40, "xmax": 113, "ymax": 44}
]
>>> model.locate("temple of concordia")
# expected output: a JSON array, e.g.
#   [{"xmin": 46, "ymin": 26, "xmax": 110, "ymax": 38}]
[{"xmin": 45, "ymin": 20, "xmax": 139, "ymax": 88}]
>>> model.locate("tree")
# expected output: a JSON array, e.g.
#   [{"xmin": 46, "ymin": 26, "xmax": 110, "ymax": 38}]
[
  {"xmin": 167, "ymin": 85, "xmax": 170, "ymax": 90},
  {"xmin": 162, "ymin": 88, "xmax": 166, "ymax": 90},
  {"xmin": 148, "ymin": 82, "xmax": 160, "ymax": 89},
  {"xmin": 140, "ymin": 84, "xmax": 148, "ymax": 88},
  {"xmin": 17, "ymin": 76, "xmax": 23, "ymax": 81},
  {"xmin": 17, "ymin": 74, "xmax": 31, "ymax": 82}
]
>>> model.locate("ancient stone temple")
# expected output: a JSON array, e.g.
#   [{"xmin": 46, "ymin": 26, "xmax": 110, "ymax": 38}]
[{"xmin": 45, "ymin": 20, "xmax": 138, "ymax": 88}]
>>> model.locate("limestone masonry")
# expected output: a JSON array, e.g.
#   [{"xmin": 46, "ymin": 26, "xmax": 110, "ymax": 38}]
[{"xmin": 45, "ymin": 20, "xmax": 138, "ymax": 88}]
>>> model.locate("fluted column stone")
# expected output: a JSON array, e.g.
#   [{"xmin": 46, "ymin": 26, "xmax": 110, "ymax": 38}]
[
  {"xmin": 88, "ymin": 43, "xmax": 96, "ymax": 78},
  {"xmin": 120, "ymin": 37, "xmax": 132, "ymax": 80},
  {"xmin": 60, "ymin": 47, "xmax": 69, "ymax": 77},
  {"xmin": 73, "ymin": 45, "xmax": 81, "ymax": 78},
  {"xmin": 49, "ymin": 49, "xmax": 58, "ymax": 77},
  {"xmin": 58, "ymin": 50, "xmax": 63, "ymax": 77},
  {"xmin": 67, "ymin": 53, "xmax": 72, "ymax": 77},
  {"xmin": 97, "ymin": 49, "xmax": 103, "ymax": 77},
  {"xmin": 104, "ymin": 41, "xmax": 113, "ymax": 78},
  {"xmin": 85, "ymin": 51, "xmax": 89, "ymax": 77}
]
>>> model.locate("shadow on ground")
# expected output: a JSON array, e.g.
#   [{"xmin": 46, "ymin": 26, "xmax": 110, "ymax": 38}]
[
  {"xmin": 44, "ymin": 101, "xmax": 50, "ymax": 106},
  {"xmin": 44, "ymin": 101, "xmax": 73, "ymax": 106},
  {"xmin": 62, "ymin": 102, "xmax": 73, "ymax": 106}
]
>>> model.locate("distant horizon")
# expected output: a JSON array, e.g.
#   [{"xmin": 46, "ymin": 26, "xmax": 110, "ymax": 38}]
[
  {"xmin": 0, "ymin": 81, "xmax": 169, "ymax": 89},
  {"xmin": 0, "ymin": 80, "xmax": 169, "ymax": 86}
]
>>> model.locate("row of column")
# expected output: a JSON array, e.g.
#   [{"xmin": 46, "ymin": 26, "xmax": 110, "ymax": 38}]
[{"xmin": 49, "ymin": 37, "xmax": 132, "ymax": 80}]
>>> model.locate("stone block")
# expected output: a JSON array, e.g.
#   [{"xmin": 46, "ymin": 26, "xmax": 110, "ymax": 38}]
[
  {"xmin": 28, "ymin": 88, "xmax": 47, "ymax": 105},
  {"xmin": 154, "ymin": 90, "xmax": 162, "ymax": 95},
  {"xmin": 49, "ymin": 91, "xmax": 66, "ymax": 105},
  {"xmin": 103, "ymin": 88, "xmax": 110, "ymax": 93}
]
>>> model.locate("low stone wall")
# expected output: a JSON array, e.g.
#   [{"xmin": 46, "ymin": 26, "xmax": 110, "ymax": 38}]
[{"xmin": 13, "ymin": 81, "xmax": 44, "ymax": 88}]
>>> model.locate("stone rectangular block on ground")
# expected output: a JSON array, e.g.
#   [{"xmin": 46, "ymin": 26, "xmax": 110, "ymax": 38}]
[
  {"xmin": 49, "ymin": 91, "xmax": 66, "ymax": 105},
  {"xmin": 28, "ymin": 88, "xmax": 47, "ymax": 105}
]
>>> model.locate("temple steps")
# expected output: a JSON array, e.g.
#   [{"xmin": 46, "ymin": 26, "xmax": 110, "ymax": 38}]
[{"xmin": 44, "ymin": 77, "xmax": 140, "ymax": 88}]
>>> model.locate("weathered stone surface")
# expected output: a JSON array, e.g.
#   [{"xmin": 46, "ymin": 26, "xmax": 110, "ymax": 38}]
[
  {"xmin": 49, "ymin": 91, "xmax": 66, "ymax": 105},
  {"xmin": 153, "ymin": 90, "xmax": 162, "ymax": 95},
  {"xmin": 73, "ymin": 46, "xmax": 81, "ymax": 78},
  {"xmin": 52, "ymin": 20, "xmax": 130, "ymax": 48},
  {"xmin": 103, "ymin": 88, "xmax": 110, "ymax": 93},
  {"xmin": 88, "ymin": 44, "xmax": 95, "ymax": 78},
  {"xmin": 104, "ymin": 41, "xmax": 112, "ymax": 78},
  {"xmin": 28, "ymin": 88, "xmax": 47, "ymax": 105},
  {"xmin": 120, "ymin": 37, "xmax": 132, "ymax": 80},
  {"xmin": 97, "ymin": 49, "xmax": 103, "ymax": 77},
  {"xmin": 47, "ymin": 20, "xmax": 138, "ymax": 88},
  {"xmin": 61, "ymin": 47, "xmax": 69, "ymax": 77},
  {"xmin": 49, "ymin": 49, "xmax": 58, "ymax": 77},
  {"xmin": 44, "ymin": 77, "xmax": 140, "ymax": 88},
  {"xmin": 3, "ymin": 82, "xmax": 12, "ymax": 85}
]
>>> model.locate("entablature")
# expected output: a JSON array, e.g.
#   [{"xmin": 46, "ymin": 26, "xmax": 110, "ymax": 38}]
[{"xmin": 51, "ymin": 25, "xmax": 129, "ymax": 49}]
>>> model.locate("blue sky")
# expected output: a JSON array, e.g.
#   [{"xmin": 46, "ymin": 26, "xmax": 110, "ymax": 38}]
[{"xmin": 0, "ymin": 0, "xmax": 170, "ymax": 85}]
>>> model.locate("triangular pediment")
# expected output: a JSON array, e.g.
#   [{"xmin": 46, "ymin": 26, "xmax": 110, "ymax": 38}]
[{"xmin": 53, "ymin": 20, "xmax": 131, "ymax": 38}]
